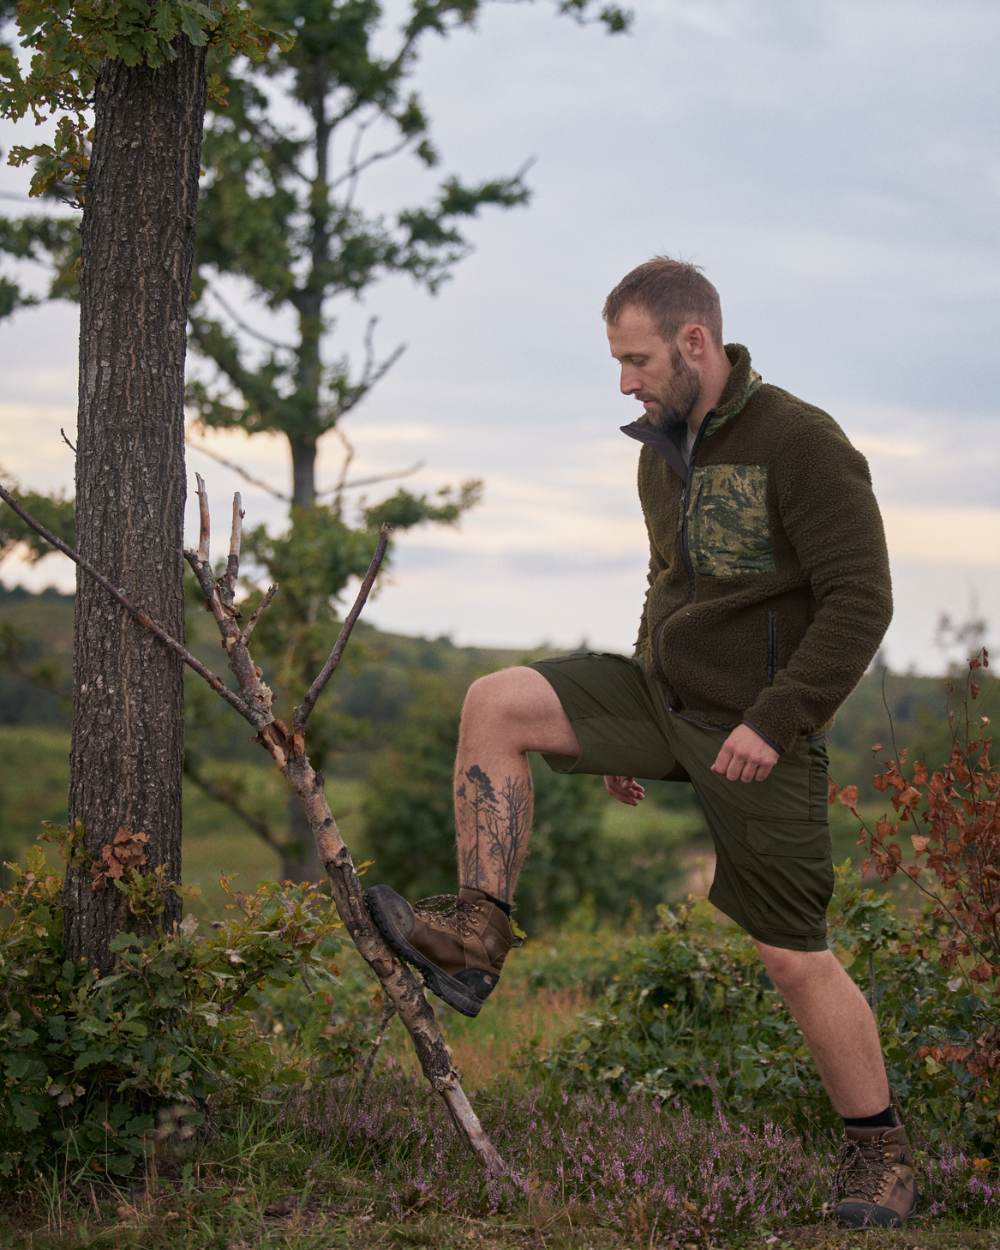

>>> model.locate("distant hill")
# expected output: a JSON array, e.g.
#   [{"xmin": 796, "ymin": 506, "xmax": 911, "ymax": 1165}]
[{"xmin": 1, "ymin": 584, "xmax": 989, "ymax": 798}]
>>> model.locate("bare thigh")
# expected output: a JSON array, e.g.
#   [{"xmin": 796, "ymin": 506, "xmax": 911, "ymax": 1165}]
[{"xmin": 462, "ymin": 665, "xmax": 581, "ymax": 758}]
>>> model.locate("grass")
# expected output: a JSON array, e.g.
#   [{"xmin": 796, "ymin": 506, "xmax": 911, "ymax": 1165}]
[{"xmin": 4, "ymin": 730, "xmax": 994, "ymax": 1248}]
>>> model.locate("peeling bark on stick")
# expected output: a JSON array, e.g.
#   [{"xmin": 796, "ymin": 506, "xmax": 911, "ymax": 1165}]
[{"xmin": 0, "ymin": 480, "xmax": 514, "ymax": 1178}]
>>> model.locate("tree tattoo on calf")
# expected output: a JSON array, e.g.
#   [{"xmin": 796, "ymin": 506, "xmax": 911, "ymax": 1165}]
[{"xmin": 456, "ymin": 764, "xmax": 531, "ymax": 902}]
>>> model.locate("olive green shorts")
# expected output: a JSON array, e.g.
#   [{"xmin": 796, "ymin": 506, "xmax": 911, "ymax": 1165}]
[{"xmin": 527, "ymin": 651, "xmax": 833, "ymax": 952}]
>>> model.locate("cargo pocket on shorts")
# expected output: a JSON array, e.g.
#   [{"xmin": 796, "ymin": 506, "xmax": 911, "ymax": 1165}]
[{"xmin": 741, "ymin": 819, "xmax": 834, "ymax": 941}]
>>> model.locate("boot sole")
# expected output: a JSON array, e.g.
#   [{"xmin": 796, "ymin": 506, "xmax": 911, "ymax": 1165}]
[
  {"xmin": 364, "ymin": 885, "xmax": 486, "ymax": 1018},
  {"xmin": 834, "ymin": 1189, "xmax": 917, "ymax": 1229}
]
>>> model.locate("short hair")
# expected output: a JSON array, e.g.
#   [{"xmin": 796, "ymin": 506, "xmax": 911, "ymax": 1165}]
[{"xmin": 603, "ymin": 256, "xmax": 723, "ymax": 345}]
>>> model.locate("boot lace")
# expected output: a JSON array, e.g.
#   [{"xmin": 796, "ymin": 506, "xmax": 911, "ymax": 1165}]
[
  {"xmin": 834, "ymin": 1138, "xmax": 891, "ymax": 1204},
  {"xmin": 412, "ymin": 893, "xmax": 481, "ymax": 937}
]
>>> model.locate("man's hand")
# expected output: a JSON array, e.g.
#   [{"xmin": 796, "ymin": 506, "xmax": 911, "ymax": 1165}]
[
  {"xmin": 710, "ymin": 723, "xmax": 779, "ymax": 783},
  {"xmin": 603, "ymin": 775, "xmax": 645, "ymax": 806}
]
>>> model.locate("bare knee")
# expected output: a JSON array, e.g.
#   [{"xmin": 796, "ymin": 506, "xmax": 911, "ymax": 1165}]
[
  {"xmin": 462, "ymin": 667, "xmax": 545, "ymax": 732},
  {"xmin": 754, "ymin": 940, "xmax": 837, "ymax": 994},
  {"xmin": 460, "ymin": 666, "xmax": 576, "ymax": 755}
]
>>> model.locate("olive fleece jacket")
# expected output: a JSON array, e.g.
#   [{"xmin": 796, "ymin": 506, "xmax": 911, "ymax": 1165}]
[{"xmin": 621, "ymin": 343, "xmax": 893, "ymax": 755}]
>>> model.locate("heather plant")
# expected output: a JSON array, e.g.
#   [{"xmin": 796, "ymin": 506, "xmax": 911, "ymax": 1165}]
[
  {"xmin": 276, "ymin": 1070, "xmax": 1000, "ymax": 1237},
  {"xmin": 0, "ymin": 834, "xmax": 345, "ymax": 1187}
]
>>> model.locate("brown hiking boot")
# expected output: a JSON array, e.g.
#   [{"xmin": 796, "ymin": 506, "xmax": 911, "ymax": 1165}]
[
  {"xmin": 364, "ymin": 884, "xmax": 523, "ymax": 1017},
  {"xmin": 832, "ymin": 1120, "xmax": 917, "ymax": 1228}
]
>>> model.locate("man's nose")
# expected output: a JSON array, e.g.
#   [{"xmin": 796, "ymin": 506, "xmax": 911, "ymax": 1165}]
[{"xmin": 620, "ymin": 369, "xmax": 639, "ymax": 396}]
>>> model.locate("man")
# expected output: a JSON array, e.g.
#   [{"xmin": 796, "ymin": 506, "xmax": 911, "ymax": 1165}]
[{"xmin": 365, "ymin": 257, "xmax": 916, "ymax": 1229}]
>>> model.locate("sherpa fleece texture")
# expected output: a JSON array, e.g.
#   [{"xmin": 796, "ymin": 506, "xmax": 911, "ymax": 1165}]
[{"xmin": 622, "ymin": 343, "xmax": 893, "ymax": 754}]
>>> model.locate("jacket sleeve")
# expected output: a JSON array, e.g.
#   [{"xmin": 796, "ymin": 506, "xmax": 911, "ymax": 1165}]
[{"xmin": 741, "ymin": 411, "xmax": 893, "ymax": 753}]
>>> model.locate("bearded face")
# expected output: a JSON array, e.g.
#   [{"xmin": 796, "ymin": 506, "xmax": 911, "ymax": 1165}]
[{"xmin": 642, "ymin": 344, "xmax": 701, "ymax": 433}]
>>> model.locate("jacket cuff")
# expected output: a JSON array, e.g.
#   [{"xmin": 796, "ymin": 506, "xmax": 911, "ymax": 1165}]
[{"xmin": 745, "ymin": 715, "xmax": 795, "ymax": 750}]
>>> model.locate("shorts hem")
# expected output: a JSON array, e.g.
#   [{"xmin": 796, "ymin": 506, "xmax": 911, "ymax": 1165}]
[{"xmin": 708, "ymin": 890, "xmax": 829, "ymax": 952}]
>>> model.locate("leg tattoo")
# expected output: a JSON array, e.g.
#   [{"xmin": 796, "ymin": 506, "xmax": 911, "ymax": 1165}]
[{"xmin": 456, "ymin": 763, "xmax": 532, "ymax": 903}]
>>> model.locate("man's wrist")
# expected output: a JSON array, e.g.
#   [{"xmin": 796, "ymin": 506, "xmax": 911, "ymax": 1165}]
[{"xmin": 740, "ymin": 719, "xmax": 784, "ymax": 756}]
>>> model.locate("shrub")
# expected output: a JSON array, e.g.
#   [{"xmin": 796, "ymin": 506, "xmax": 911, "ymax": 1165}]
[
  {"xmin": 0, "ymin": 840, "xmax": 346, "ymax": 1187},
  {"xmin": 530, "ymin": 864, "xmax": 999, "ymax": 1151},
  {"xmin": 835, "ymin": 648, "xmax": 998, "ymax": 1141}
]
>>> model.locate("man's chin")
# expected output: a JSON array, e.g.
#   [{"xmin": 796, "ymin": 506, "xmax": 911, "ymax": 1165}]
[{"xmin": 647, "ymin": 408, "xmax": 687, "ymax": 434}]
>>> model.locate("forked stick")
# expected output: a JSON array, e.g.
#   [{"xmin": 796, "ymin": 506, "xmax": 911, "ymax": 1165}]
[{"xmin": 0, "ymin": 476, "xmax": 511, "ymax": 1179}]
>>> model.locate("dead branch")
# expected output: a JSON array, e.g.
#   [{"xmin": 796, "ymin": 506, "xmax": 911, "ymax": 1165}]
[
  {"xmin": 358, "ymin": 999, "xmax": 397, "ymax": 1097},
  {"xmin": 331, "ymin": 424, "xmax": 356, "ymax": 509},
  {"xmin": 224, "ymin": 492, "xmax": 243, "ymax": 603},
  {"xmin": 60, "ymin": 427, "xmax": 77, "ymax": 454},
  {"xmin": 0, "ymin": 479, "xmax": 256, "ymax": 725},
  {"xmin": 240, "ymin": 583, "xmax": 278, "ymax": 646},
  {"xmin": 294, "ymin": 525, "xmax": 389, "ymax": 730},
  {"xmin": 206, "ymin": 282, "xmax": 297, "ymax": 354},
  {"xmin": 187, "ymin": 438, "xmax": 290, "ymax": 503},
  {"xmin": 328, "ymin": 460, "xmax": 426, "ymax": 494},
  {"xmin": 0, "ymin": 476, "xmax": 512, "ymax": 1179}
]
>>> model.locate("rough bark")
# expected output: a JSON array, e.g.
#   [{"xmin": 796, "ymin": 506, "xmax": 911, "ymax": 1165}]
[{"xmin": 64, "ymin": 36, "xmax": 208, "ymax": 970}]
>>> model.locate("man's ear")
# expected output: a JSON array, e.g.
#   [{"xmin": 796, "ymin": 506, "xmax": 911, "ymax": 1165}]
[{"xmin": 680, "ymin": 323, "xmax": 707, "ymax": 361}]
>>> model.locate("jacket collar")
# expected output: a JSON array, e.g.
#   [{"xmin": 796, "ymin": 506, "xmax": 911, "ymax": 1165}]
[{"xmin": 619, "ymin": 343, "xmax": 762, "ymax": 472}]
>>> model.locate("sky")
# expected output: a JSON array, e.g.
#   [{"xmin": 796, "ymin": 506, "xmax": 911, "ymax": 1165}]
[{"xmin": 1, "ymin": 0, "xmax": 998, "ymax": 673}]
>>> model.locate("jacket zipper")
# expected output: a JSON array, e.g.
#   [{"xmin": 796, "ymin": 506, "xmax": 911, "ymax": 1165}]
[
  {"xmin": 679, "ymin": 413, "xmax": 712, "ymax": 584},
  {"xmin": 767, "ymin": 608, "xmax": 778, "ymax": 684},
  {"xmin": 651, "ymin": 413, "xmax": 713, "ymax": 700}
]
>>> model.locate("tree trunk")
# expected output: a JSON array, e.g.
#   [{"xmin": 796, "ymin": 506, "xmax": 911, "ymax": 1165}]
[
  {"xmin": 290, "ymin": 433, "xmax": 318, "ymax": 509},
  {"xmin": 65, "ymin": 36, "xmax": 208, "ymax": 970}
]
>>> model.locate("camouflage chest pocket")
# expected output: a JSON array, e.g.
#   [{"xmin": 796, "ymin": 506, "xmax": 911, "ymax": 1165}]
[{"xmin": 687, "ymin": 463, "xmax": 775, "ymax": 577}]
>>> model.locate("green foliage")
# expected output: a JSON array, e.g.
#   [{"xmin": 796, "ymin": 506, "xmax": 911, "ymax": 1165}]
[
  {"xmin": 176, "ymin": 0, "xmax": 629, "ymax": 454},
  {"xmin": 531, "ymin": 863, "xmax": 1000, "ymax": 1151},
  {"xmin": 0, "ymin": 475, "xmax": 74, "ymax": 560},
  {"xmin": 0, "ymin": 837, "xmax": 346, "ymax": 1187},
  {"xmin": 0, "ymin": 212, "xmax": 81, "ymax": 317},
  {"xmin": 0, "ymin": 0, "xmax": 295, "ymax": 202}
]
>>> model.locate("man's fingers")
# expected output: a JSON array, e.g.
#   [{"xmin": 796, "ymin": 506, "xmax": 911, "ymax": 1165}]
[
  {"xmin": 711, "ymin": 747, "xmax": 733, "ymax": 776},
  {"xmin": 603, "ymin": 775, "xmax": 645, "ymax": 805}
]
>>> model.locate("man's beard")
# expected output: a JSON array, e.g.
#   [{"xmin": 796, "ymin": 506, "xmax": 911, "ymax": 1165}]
[{"xmin": 647, "ymin": 347, "xmax": 701, "ymax": 433}]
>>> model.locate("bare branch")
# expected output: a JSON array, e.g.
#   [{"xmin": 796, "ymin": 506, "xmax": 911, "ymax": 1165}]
[
  {"xmin": 184, "ymin": 481, "xmax": 277, "ymax": 727},
  {"xmin": 322, "ymin": 460, "xmax": 426, "ymax": 496},
  {"xmin": 333, "ymin": 317, "xmax": 407, "ymax": 425},
  {"xmin": 331, "ymin": 423, "xmax": 356, "ymax": 509},
  {"xmin": 240, "ymin": 583, "xmax": 278, "ymax": 646},
  {"xmin": 195, "ymin": 472, "xmax": 211, "ymax": 564},
  {"xmin": 183, "ymin": 754, "xmax": 284, "ymax": 855},
  {"xmin": 357, "ymin": 999, "xmax": 397, "ymax": 1097},
  {"xmin": 0, "ymin": 478, "xmax": 257, "ymax": 725},
  {"xmin": 60, "ymin": 427, "xmax": 77, "ymax": 454},
  {"xmin": 336, "ymin": 131, "xmax": 415, "ymax": 208},
  {"xmin": 224, "ymin": 492, "xmax": 244, "ymax": 600},
  {"xmin": 207, "ymin": 282, "xmax": 297, "ymax": 353},
  {"xmin": 294, "ymin": 525, "xmax": 390, "ymax": 730},
  {"xmin": 187, "ymin": 438, "xmax": 290, "ymax": 503}
]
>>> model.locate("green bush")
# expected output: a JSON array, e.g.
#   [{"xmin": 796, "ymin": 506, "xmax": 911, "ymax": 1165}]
[
  {"xmin": 0, "ymin": 842, "xmax": 347, "ymax": 1187},
  {"xmin": 530, "ymin": 862, "xmax": 999, "ymax": 1151}
]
